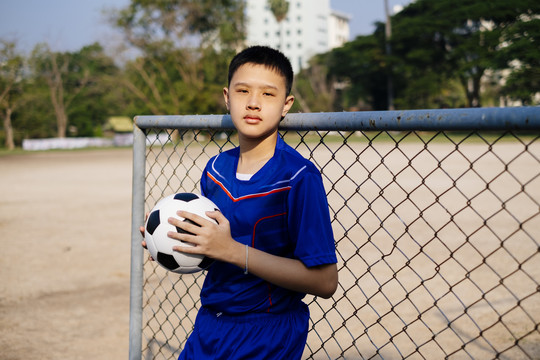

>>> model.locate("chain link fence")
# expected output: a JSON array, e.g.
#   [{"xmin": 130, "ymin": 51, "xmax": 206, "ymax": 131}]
[{"xmin": 130, "ymin": 107, "xmax": 540, "ymax": 360}]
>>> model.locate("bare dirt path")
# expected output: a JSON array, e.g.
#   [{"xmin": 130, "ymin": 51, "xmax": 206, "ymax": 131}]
[{"xmin": 1, "ymin": 148, "xmax": 133, "ymax": 360}]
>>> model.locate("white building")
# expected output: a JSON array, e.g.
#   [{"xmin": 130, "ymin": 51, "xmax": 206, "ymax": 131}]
[
  {"xmin": 328, "ymin": 9, "xmax": 352, "ymax": 49},
  {"xmin": 245, "ymin": 0, "xmax": 351, "ymax": 73}
]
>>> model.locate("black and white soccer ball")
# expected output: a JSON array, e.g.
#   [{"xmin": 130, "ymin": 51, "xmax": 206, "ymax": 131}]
[{"xmin": 144, "ymin": 192, "xmax": 219, "ymax": 274}]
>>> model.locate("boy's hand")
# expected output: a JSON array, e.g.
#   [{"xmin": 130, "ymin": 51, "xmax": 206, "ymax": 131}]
[
  {"xmin": 168, "ymin": 210, "xmax": 238, "ymax": 262},
  {"xmin": 140, "ymin": 212, "xmax": 154, "ymax": 261}
]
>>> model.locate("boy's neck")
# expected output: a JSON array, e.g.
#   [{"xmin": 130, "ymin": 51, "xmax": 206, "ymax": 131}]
[{"xmin": 237, "ymin": 132, "xmax": 278, "ymax": 174}]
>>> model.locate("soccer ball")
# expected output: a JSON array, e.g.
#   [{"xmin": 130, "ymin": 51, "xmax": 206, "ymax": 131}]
[{"xmin": 144, "ymin": 192, "xmax": 219, "ymax": 274}]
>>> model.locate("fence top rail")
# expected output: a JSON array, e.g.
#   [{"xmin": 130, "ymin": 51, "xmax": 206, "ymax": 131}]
[{"xmin": 134, "ymin": 106, "xmax": 540, "ymax": 131}]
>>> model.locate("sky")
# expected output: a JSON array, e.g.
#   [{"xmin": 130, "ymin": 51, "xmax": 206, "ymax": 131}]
[{"xmin": 0, "ymin": 0, "xmax": 412, "ymax": 53}]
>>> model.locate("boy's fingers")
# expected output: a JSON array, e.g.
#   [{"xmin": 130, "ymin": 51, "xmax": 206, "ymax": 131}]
[
  {"xmin": 175, "ymin": 210, "xmax": 213, "ymax": 227},
  {"xmin": 206, "ymin": 210, "xmax": 227, "ymax": 225}
]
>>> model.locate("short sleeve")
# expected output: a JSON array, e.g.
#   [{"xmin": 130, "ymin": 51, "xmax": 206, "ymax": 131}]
[{"xmin": 288, "ymin": 166, "xmax": 337, "ymax": 267}]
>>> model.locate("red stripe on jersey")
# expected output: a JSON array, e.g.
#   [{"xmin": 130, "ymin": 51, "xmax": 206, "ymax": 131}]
[
  {"xmin": 252, "ymin": 212, "xmax": 287, "ymax": 313},
  {"xmin": 207, "ymin": 172, "xmax": 291, "ymax": 202},
  {"xmin": 251, "ymin": 212, "xmax": 287, "ymax": 247}
]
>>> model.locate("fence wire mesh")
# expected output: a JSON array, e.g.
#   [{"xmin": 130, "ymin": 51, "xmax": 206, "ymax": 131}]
[{"xmin": 134, "ymin": 115, "xmax": 539, "ymax": 360}]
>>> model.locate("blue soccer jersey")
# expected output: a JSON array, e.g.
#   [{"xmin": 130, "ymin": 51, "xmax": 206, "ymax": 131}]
[{"xmin": 199, "ymin": 136, "xmax": 337, "ymax": 314}]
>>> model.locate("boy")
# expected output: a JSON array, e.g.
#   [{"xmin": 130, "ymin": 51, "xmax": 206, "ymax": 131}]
[{"xmin": 144, "ymin": 46, "xmax": 338, "ymax": 359}]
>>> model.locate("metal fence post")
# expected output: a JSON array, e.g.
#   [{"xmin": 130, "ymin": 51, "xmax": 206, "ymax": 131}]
[{"xmin": 129, "ymin": 123, "xmax": 146, "ymax": 360}]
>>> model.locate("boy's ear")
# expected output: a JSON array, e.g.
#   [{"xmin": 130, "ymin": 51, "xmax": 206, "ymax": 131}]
[
  {"xmin": 282, "ymin": 95, "xmax": 295, "ymax": 117},
  {"xmin": 223, "ymin": 87, "xmax": 230, "ymax": 110}
]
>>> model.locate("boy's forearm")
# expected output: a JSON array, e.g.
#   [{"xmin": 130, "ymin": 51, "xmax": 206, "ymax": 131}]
[{"xmin": 228, "ymin": 244, "xmax": 338, "ymax": 299}]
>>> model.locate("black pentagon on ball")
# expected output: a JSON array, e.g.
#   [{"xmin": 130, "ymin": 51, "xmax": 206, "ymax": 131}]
[
  {"xmin": 199, "ymin": 256, "xmax": 214, "ymax": 270},
  {"xmin": 173, "ymin": 193, "xmax": 199, "ymax": 202},
  {"xmin": 157, "ymin": 252, "xmax": 180, "ymax": 271},
  {"xmin": 176, "ymin": 218, "xmax": 200, "ymax": 235},
  {"xmin": 146, "ymin": 210, "xmax": 161, "ymax": 235}
]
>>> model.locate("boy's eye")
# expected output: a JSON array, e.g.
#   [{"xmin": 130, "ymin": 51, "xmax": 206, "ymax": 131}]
[{"xmin": 263, "ymin": 92, "xmax": 274, "ymax": 96}]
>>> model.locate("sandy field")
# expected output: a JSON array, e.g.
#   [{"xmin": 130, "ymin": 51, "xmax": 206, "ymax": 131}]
[
  {"xmin": 1, "ymin": 148, "xmax": 133, "ymax": 360},
  {"xmin": 1, "ymin": 137, "xmax": 538, "ymax": 360}
]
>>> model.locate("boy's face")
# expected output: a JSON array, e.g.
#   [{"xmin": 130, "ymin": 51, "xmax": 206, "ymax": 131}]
[{"xmin": 223, "ymin": 64, "xmax": 294, "ymax": 142}]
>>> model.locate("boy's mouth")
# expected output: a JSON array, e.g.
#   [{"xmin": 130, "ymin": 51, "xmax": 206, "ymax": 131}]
[{"xmin": 244, "ymin": 115, "xmax": 262, "ymax": 123}]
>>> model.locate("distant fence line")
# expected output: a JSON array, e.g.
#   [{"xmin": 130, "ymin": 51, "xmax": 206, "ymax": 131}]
[{"xmin": 21, "ymin": 133, "xmax": 170, "ymax": 151}]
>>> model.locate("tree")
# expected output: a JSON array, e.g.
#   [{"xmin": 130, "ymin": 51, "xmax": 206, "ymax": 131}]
[
  {"xmin": 112, "ymin": 0, "xmax": 245, "ymax": 51},
  {"xmin": 265, "ymin": 0, "xmax": 317, "ymax": 112},
  {"xmin": 67, "ymin": 43, "xmax": 125, "ymax": 136},
  {"xmin": 267, "ymin": 0, "xmax": 289, "ymax": 49},
  {"xmin": 293, "ymin": 59, "xmax": 337, "ymax": 112},
  {"xmin": 268, "ymin": 0, "xmax": 289, "ymax": 22},
  {"xmin": 384, "ymin": 0, "xmax": 394, "ymax": 110},
  {"xmin": 324, "ymin": 31, "xmax": 390, "ymax": 110},
  {"xmin": 30, "ymin": 44, "xmax": 90, "ymax": 138},
  {"xmin": 0, "ymin": 39, "xmax": 25, "ymax": 150},
  {"xmin": 322, "ymin": 0, "xmax": 540, "ymax": 110},
  {"xmin": 109, "ymin": 0, "xmax": 245, "ymax": 115},
  {"xmin": 497, "ymin": 14, "xmax": 540, "ymax": 104},
  {"xmin": 27, "ymin": 43, "xmax": 123, "ymax": 138},
  {"xmin": 392, "ymin": 0, "xmax": 540, "ymax": 107}
]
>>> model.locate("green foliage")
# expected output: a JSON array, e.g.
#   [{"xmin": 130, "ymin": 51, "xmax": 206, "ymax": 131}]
[
  {"xmin": 120, "ymin": 45, "xmax": 230, "ymax": 116},
  {"xmin": 497, "ymin": 16, "xmax": 540, "ymax": 104},
  {"xmin": 111, "ymin": 0, "xmax": 245, "ymax": 116},
  {"xmin": 308, "ymin": 0, "xmax": 540, "ymax": 110},
  {"xmin": 3, "ymin": 0, "xmax": 540, "ymax": 148},
  {"xmin": 293, "ymin": 59, "xmax": 336, "ymax": 112},
  {"xmin": 391, "ymin": 0, "xmax": 540, "ymax": 107},
  {"xmin": 67, "ymin": 43, "xmax": 126, "ymax": 136},
  {"xmin": 113, "ymin": 0, "xmax": 245, "ymax": 50},
  {"xmin": 317, "ymin": 30, "xmax": 390, "ymax": 110},
  {"xmin": 13, "ymin": 85, "xmax": 57, "ymax": 139},
  {"xmin": 28, "ymin": 43, "xmax": 125, "ymax": 138},
  {"xmin": 268, "ymin": 0, "xmax": 290, "ymax": 23}
]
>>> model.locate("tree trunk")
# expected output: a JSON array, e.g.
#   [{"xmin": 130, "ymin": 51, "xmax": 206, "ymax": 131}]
[
  {"xmin": 46, "ymin": 52, "xmax": 69, "ymax": 138},
  {"xmin": 3, "ymin": 107, "xmax": 15, "ymax": 150},
  {"xmin": 462, "ymin": 74, "xmax": 483, "ymax": 108},
  {"xmin": 48, "ymin": 80, "xmax": 68, "ymax": 138}
]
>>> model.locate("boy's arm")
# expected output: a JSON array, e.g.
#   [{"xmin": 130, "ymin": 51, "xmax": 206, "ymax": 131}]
[
  {"xmin": 236, "ymin": 244, "xmax": 338, "ymax": 299},
  {"xmin": 169, "ymin": 210, "xmax": 338, "ymax": 299}
]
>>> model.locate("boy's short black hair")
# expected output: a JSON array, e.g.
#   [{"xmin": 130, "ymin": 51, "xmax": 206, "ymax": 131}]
[{"xmin": 228, "ymin": 46, "xmax": 294, "ymax": 96}]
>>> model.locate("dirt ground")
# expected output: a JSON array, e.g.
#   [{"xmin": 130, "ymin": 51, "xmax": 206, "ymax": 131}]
[
  {"xmin": 0, "ymin": 148, "xmax": 133, "ymax": 360},
  {"xmin": 1, "ymin": 141, "xmax": 538, "ymax": 360}
]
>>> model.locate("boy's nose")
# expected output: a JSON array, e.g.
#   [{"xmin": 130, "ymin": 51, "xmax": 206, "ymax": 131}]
[{"xmin": 247, "ymin": 95, "xmax": 261, "ymax": 110}]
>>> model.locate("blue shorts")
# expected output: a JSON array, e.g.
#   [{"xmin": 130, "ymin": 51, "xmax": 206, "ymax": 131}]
[{"xmin": 178, "ymin": 303, "xmax": 310, "ymax": 360}]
